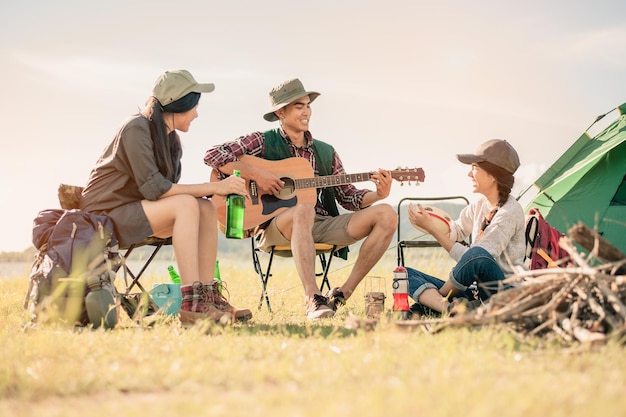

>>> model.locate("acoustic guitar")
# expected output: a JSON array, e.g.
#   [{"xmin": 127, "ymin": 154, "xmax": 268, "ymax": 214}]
[{"xmin": 210, "ymin": 155, "xmax": 425, "ymax": 236}]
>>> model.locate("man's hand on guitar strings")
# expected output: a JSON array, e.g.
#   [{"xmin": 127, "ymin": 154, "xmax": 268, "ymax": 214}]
[{"xmin": 247, "ymin": 169, "xmax": 284, "ymax": 196}]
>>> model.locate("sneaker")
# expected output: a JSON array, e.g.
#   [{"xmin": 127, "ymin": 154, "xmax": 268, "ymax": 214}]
[
  {"xmin": 207, "ymin": 280, "xmax": 253, "ymax": 322},
  {"xmin": 409, "ymin": 302, "xmax": 441, "ymax": 318},
  {"xmin": 306, "ymin": 294, "xmax": 335, "ymax": 320},
  {"xmin": 447, "ymin": 298, "xmax": 483, "ymax": 317},
  {"xmin": 325, "ymin": 287, "xmax": 346, "ymax": 311},
  {"xmin": 179, "ymin": 282, "xmax": 232, "ymax": 325}
]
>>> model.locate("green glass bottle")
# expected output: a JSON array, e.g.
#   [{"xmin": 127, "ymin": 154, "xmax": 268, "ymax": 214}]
[
  {"xmin": 214, "ymin": 259, "xmax": 223, "ymax": 293},
  {"xmin": 225, "ymin": 170, "xmax": 245, "ymax": 239},
  {"xmin": 167, "ymin": 265, "xmax": 181, "ymax": 284}
]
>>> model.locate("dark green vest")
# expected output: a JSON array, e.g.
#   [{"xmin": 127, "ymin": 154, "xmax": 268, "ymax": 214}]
[{"xmin": 263, "ymin": 129, "xmax": 348, "ymax": 259}]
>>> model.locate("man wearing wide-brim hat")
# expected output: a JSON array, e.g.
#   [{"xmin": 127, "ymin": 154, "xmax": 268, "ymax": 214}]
[{"xmin": 204, "ymin": 78, "xmax": 398, "ymax": 320}]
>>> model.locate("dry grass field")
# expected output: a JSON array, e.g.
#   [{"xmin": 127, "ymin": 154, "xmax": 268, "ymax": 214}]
[{"xmin": 0, "ymin": 248, "xmax": 624, "ymax": 417}]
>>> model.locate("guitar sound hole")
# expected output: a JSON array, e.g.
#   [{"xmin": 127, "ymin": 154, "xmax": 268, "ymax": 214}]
[{"xmin": 278, "ymin": 177, "xmax": 296, "ymax": 198}]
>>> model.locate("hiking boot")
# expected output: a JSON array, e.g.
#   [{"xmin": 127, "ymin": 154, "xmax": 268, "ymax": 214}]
[
  {"xmin": 207, "ymin": 279, "xmax": 253, "ymax": 322},
  {"xmin": 179, "ymin": 282, "xmax": 232, "ymax": 325},
  {"xmin": 325, "ymin": 287, "xmax": 346, "ymax": 311},
  {"xmin": 306, "ymin": 294, "xmax": 335, "ymax": 320}
]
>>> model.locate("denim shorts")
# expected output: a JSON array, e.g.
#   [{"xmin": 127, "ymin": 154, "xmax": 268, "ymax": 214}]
[{"xmin": 407, "ymin": 246, "xmax": 506, "ymax": 302}]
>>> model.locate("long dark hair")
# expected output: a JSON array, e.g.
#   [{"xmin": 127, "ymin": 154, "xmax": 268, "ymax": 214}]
[
  {"xmin": 141, "ymin": 96, "xmax": 182, "ymax": 181},
  {"xmin": 478, "ymin": 161, "xmax": 515, "ymax": 236}
]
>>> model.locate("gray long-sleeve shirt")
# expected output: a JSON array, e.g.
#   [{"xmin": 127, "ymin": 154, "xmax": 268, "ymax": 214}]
[{"xmin": 449, "ymin": 195, "xmax": 527, "ymax": 276}]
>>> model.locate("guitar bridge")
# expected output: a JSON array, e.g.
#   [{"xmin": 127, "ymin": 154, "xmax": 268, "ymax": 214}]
[{"xmin": 249, "ymin": 180, "xmax": 259, "ymax": 205}]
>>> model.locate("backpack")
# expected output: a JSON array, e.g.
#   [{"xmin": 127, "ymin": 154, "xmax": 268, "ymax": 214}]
[
  {"xmin": 524, "ymin": 207, "xmax": 570, "ymax": 269},
  {"xmin": 24, "ymin": 209, "xmax": 122, "ymax": 327}
]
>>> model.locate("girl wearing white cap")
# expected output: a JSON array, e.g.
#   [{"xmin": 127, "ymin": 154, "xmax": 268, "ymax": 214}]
[
  {"xmin": 81, "ymin": 69, "xmax": 251, "ymax": 324},
  {"xmin": 406, "ymin": 139, "xmax": 526, "ymax": 316}
]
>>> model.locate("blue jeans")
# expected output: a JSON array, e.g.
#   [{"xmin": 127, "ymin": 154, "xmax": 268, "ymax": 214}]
[{"xmin": 406, "ymin": 246, "xmax": 505, "ymax": 303}]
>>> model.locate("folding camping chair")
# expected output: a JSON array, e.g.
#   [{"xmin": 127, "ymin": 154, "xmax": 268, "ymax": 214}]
[
  {"xmin": 396, "ymin": 196, "xmax": 470, "ymax": 266},
  {"xmin": 117, "ymin": 236, "xmax": 172, "ymax": 317},
  {"xmin": 58, "ymin": 184, "xmax": 170, "ymax": 317},
  {"xmin": 251, "ymin": 237, "xmax": 339, "ymax": 312}
]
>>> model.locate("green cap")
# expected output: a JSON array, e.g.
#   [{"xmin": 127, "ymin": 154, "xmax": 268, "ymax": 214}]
[
  {"xmin": 263, "ymin": 78, "xmax": 320, "ymax": 122},
  {"xmin": 152, "ymin": 69, "xmax": 215, "ymax": 106}
]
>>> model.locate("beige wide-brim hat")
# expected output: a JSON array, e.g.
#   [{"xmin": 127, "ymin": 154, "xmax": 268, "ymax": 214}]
[
  {"xmin": 263, "ymin": 78, "xmax": 320, "ymax": 122},
  {"xmin": 152, "ymin": 69, "xmax": 215, "ymax": 106}
]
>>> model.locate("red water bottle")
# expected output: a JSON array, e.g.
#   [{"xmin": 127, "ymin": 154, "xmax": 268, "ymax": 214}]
[{"xmin": 392, "ymin": 266, "xmax": 410, "ymax": 320}]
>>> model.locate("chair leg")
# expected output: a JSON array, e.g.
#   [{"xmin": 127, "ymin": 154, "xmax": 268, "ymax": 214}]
[
  {"xmin": 122, "ymin": 243, "xmax": 163, "ymax": 294},
  {"xmin": 119, "ymin": 242, "xmax": 163, "ymax": 318},
  {"xmin": 397, "ymin": 244, "xmax": 406, "ymax": 267},
  {"xmin": 318, "ymin": 245, "xmax": 337, "ymax": 292},
  {"xmin": 251, "ymin": 239, "xmax": 273, "ymax": 312},
  {"xmin": 252, "ymin": 243, "xmax": 337, "ymax": 311}
]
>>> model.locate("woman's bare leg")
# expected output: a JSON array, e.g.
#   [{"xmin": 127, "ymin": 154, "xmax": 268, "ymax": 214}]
[
  {"xmin": 142, "ymin": 194, "xmax": 201, "ymax": 284},
  {"xmin": 197, "ymin": 198, "xmax": 218, "ymax": 282}
]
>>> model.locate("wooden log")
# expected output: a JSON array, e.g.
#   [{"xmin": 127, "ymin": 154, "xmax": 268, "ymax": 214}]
[
  {"xmin": 568, "ymin": 222, "xmax": 626, "ymax": 262},
  {"xmin": 596, "ymin": 280, "xmax": 626, "ymax": 321}
]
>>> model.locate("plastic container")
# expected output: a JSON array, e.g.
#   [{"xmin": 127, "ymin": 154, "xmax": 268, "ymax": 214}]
[{"xmin": 149, "ymin": 283, "xmax": 182, "ymax": 316}]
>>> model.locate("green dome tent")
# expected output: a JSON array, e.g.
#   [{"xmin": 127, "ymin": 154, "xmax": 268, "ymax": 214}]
[{"xmin": 521, "ymin": 102, "xmax": 626, "ymax": 254}]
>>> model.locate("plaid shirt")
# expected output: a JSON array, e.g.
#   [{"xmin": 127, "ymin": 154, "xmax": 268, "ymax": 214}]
[{"xmin": 204, "ymin": 127, "xmax": 368, "ymax": 215}]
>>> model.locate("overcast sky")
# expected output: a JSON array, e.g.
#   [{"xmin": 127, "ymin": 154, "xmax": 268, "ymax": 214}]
[{"xmin": 2, "ymin": 0, "xmax": 625, "ymax": 252}]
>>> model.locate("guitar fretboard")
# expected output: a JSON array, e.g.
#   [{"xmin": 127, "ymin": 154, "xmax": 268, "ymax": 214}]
[{"xmin": 295, "ymin": 173, "xmax": 373, "ymax": 189}]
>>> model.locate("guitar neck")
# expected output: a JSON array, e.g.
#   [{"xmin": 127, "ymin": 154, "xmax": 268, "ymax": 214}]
[{"xmin": 295, "ymin": 172, "xmax": 373, "ymax": 190}]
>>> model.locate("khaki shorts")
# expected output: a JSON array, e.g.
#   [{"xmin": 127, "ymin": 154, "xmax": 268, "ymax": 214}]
[{"xmin": 256, "ymin": 214, "xmax": 358, "ymax": 252}]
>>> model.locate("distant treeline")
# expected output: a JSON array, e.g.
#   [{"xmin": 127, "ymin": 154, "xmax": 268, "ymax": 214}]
[
  {"xmin": 2, "ymin": 201, "xmax": 466, "ymax": 263},
  {"xmin": 0, "ymin": 247, "xmax": 37, "ymax": 262}
]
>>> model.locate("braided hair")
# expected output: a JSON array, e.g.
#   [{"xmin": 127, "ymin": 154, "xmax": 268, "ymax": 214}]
[{"xmin": 478, "ymin": 161, "xmax": 515, "ymax": 237}]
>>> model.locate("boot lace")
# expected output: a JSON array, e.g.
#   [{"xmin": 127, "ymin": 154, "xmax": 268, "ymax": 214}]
[{"xmin": 198, "ymin": 281, "xmax": 231, "ymax": 310}]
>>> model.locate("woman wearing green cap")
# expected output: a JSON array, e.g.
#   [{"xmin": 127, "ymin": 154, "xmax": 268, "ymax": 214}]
[
  {"xmin": 81, "ymin": 69, "xmax": 252, "ymax": 325},
  {"xmin": 405, "ymin": 139, "xmax": 527, "ymax": 316}
]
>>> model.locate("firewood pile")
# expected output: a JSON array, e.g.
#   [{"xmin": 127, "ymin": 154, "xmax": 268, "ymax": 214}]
[{"xmin": 408, "ymin": 223, "xmax": 626, "ymax": 346}]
